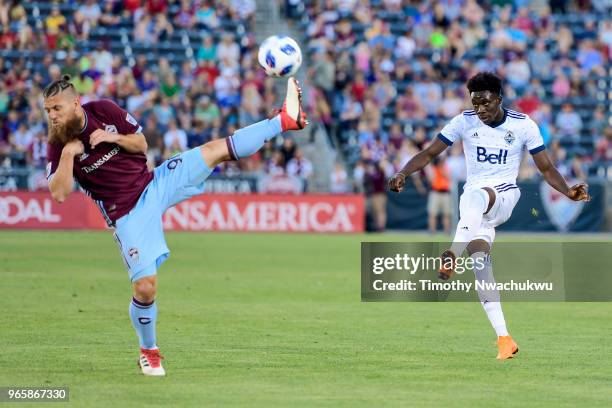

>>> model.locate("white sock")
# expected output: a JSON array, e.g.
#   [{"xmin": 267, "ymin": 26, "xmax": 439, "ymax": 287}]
[
  {"xmin": 472, "ymin": 252, "xmax": 508, "ymax": 337},
  {"xmin": 450, "ymin": 189, "xmax": 489, "ymax": 256}
]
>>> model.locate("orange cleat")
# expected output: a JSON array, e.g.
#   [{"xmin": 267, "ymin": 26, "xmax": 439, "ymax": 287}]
[
  {"xmin": 438, "ymin": 249, "xmax": 456, "ymax": 280},
  {"xmin": 496, "ymin": 335, "xmax": 519, "ymax": 360}
]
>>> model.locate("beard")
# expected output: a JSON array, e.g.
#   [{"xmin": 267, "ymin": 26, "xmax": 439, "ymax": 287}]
[{"xmin": 48, "ymin": 112, "xmax": 83, "ymax": 145}]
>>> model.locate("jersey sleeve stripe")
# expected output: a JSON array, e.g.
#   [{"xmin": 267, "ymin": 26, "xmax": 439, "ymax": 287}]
[
  {"xmin": 437, "ymin": 133, "xmax": 453, "ymax": 146},
  {"xmin": 507, "ymin": 109, "xmax": 526, "ymax": 117},
  {"xmin": 529, "ymin": 144, "xmax": 545, "ymax": 155}
]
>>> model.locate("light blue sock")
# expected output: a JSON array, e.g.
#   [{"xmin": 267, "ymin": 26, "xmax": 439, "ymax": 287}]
[
  {"xmin": 129, "ymin": 297, "xmax": 157, "ymax": 350},
  {"xmin": 226, "ymin": 116, "xmax": 282, "ymax": 160}
]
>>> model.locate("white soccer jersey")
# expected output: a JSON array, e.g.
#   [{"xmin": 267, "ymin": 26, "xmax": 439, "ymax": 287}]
[{"xmin": 438, "ymin": 108, "xmax": 545, "ymax": 190}]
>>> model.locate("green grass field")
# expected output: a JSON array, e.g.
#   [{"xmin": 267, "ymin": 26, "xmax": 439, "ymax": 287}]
[{"xmin": 1, "ymin": 231, "xmax": 611, "ymax": 407}]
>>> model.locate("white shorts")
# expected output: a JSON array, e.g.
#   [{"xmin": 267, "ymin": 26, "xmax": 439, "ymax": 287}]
[{"xmin": 459, "ymin": 183, "xmax": 521, "ymax": 246}]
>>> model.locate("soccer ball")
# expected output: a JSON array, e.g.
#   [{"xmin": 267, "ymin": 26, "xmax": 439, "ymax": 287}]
[{"xmin": 257, "ymin": 35, "xmax": 302, "ymax": 78}]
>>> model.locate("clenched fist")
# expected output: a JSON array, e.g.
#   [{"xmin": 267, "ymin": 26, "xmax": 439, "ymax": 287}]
[
  {"xmin": 567, "ymin": 183, "xmax": 591, "ymax": 202},
  {"xmin": 388, "ymin": 173, "xmax": 406, "ymax": 193}
]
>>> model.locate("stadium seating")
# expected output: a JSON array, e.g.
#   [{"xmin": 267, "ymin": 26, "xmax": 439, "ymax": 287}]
[
  {"xmin": 287, "ymin": 0, "xmax": 610, "ymax": 179},
  {"xmin": 0, "ymin": 0, "xmax": 610, "ymax": 193}
]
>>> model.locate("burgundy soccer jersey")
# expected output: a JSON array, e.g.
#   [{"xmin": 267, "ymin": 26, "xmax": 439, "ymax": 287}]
[{"xmin": 46, "ymin": 99, "xmax": 153, "ymax": 225}]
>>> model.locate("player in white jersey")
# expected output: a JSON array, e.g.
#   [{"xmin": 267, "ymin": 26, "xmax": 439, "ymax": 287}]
[{"xmin": 389, "ymin": 72, "xmax": 590, "ymax": 360}]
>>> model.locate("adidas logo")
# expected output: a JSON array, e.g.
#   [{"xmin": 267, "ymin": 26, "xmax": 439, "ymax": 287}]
[
  {"xmin": 461, "ymin": 226, "xmax": 469, "ymax": 230},
  {"xmin": 471, "ymin": 132, "xmax": 479, "ymax": 138}
]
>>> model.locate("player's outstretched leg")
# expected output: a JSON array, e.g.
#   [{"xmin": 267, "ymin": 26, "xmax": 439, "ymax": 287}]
[
  {"xmin": 199, "ymin": 77, "xmax": 308, "ymax": 169},
  {"xmin": 439, "ymin": 187, "xmax": 494, "ymax": 280},
  {"xmin": 470, "ymin": 250, "xmax": 518, "ymax": 360},
  {"xmin": 130, "ymin": 274, "xmax": 165, "ymax": 376}
]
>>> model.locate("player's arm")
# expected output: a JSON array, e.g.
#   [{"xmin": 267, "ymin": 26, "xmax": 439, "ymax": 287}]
[
  {"xmin": 389, "ymin": 138, "xmax": 448, "ymax": 192},
  {"xmin": 532, "ymin": 150, "xmax": 590, "ymax": 201},
  {"xmin": 48, "ymin": 139, "xmax": 84, "ymax": 203},
  {"xmin": 89, "ymin": 129, "xmax": 148, "ymax": 154}
]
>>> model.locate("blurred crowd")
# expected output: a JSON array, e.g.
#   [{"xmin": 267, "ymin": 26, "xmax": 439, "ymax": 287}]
[
  {"xmin": 0, "ymin": 0, "xmax": 610, "ymax": 199},
  {"xmin": 289, "ymin": 0, "xmax": 611, "ymax": 198},
  {"xmin": 0, "ymin": 0, "xmax": 314, "ymax": 187}
]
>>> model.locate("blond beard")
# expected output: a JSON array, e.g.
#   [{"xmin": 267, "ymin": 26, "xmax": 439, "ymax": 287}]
[{"xmin": 48, "ymin": 112, "xmax": 83, "ymax": 145}]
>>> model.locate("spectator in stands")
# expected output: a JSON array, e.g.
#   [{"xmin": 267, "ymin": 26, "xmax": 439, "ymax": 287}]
[
  {"xmin": 194, "ymin": 95, "xmax": 221, "ymax": 129},
  {"xmin": 216, "ymin": 33, "xmax": 240, "ymax": 64},
  {"xmin": 287, "ymin": 148, "xmax": 313, "ymax": 180},
  {"xmin": 92, "ymin": 43, "xmax": 113, "ymax": 77},
  {"xmin": 153, "ymin": 13, "xmax": 174, "ymax": 42},
  {"xmin": 195, "ymin": 1, "xmax": 220, "ymax": 29},
  {"xmin": 364, "ymin": 159, "xmax": 392, "ymax": 232},
  {"xmin": 70, "ymin": 10, "xmax": 91, "ymax": 41},
  {"xmin": 239, "ymin": 82, "xmax": 263, "ymax": 126},
  {"xmin": 593, "ymin": 128, "xmax": 611, "ymax": 176},
  {"xmin": 569, "ymin": 153, "xmax": 588, "ymax": 181},
  {"xmin": 330, "ymin": 162, "xmax": 349, "ymax": 194},
  {"xmin": 577, "ymin": 39, "xmax": 605, "ymax": 75},
  {"xmin": 446, "ymin": 143, "xmax": 467, "ymax": 182},
  {"xmin": 214, "ymin": 68, "xmax": 240, "ymax": 108},
  {"xmin": 28, "ymin": 129, "xmax": 47, "ymax": 169},
  {"xmin": 9, "ymin": 122, "xmax": 32, "ymax": 153},
  {"xmin": 153, "ymin": 97, "xmax": 175, "ymax": 127},
  {"xmin": 45, "ymin": 5, "xmax": 66, "ymax": 49},
  {"xmin": 78, "ymin": 0, "xmax": 102, "ymax": 26},
  {"xmin": 552, "ymin": 71, "xmax": 571, "ymax": 98},
  {"xmin": 265, "ymin": 150, "xmax": 285, "ymax": 176},
  {"xmin": 310, "ymin": 51, "xmax": 335, "ymax": 102},
  {"xmin": 516, "ymin": 87, "xmax": 541, "ymax": 117},
  {"xmin": 163, "ymin": 119, "xmax": 187, "ymax": 158},
  {"xmin": 99, "ymin": 2, "xmax": 121, "ymax": 28},
  {"xmin": 175, "ymin": 0, "xmax": 195, "ymax": 29},
  {"xmin": 555, "ymin": 103, "xmax": 583, "ymax": 143},
  {"xmin": 160, "ymin": 73, "xmax": 181, "ymax": 98},
  {"xmin": 590, "ymin": 106, "xmax": 608, "ymax": 137},
  {"xmin": 504, "ymin": 52, "xmax": 531, "ymax": 92},
  {"xmin": 440, "ymin": 88, "xmax": 464, "ymax": 119},
  {"xmin": 556, "ymin": 24, "xmax": 574, "ymax": 55},
  {"xmin": 395, "ymin": 87, "xmax": 426, "ymax": 121},
  {"xmin": 371, "ymin": 73, "xmax": 396, "ymax": 109},
  {"xmin": 230, "ymin": 0, "xmax": 256, "ymax": 22},
  {"xmin": 528, "ymin": 40, "xmax": 553, "ymax": 78},
  {"xmin": 427, "ymin": 155, "xmax": 452, "ymax": 233},
  {"xmin": 197, "ymin": 35, "xmax": 217, "ymax": 62},
  {"xmin": 133, "ymin": 13, "xmax": 154, "ymax": 43},
  {"xmin": 147, "ymin": 0, "xmax": 168, "ymax": 15}
]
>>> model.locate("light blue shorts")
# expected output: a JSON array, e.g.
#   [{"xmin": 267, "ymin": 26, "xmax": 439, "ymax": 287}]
[{"xmin": 113, "ymin": 148, "xmax": 213, "ymax": 282}]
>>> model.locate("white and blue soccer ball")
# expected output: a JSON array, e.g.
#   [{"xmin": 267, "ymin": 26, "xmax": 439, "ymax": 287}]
[{"xmin": 257, "ymin": 35, "xmax": 302, "ymax": 77}]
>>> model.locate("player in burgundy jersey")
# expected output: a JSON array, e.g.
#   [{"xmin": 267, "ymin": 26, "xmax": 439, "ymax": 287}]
[{"xmin": 44, "ymin": 74, "xmax": 307, "ymax": 376}]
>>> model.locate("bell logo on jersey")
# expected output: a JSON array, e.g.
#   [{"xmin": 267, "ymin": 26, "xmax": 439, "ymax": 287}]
[{"xmin": 476, "ymin": 147, "xmax": 508, "ymax": 164}]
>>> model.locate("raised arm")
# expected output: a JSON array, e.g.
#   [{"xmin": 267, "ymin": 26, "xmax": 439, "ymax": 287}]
[
  {"xmin": 89, "ymin": 130, "xmax": 147, "ymax": 154},
  {"xmin": 388, "ymin": 138, "xmax": 449, "ymax": 192},
  {"xmin": 531, "ymin": 150, "xmax": 590, "ymax": 201}
]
